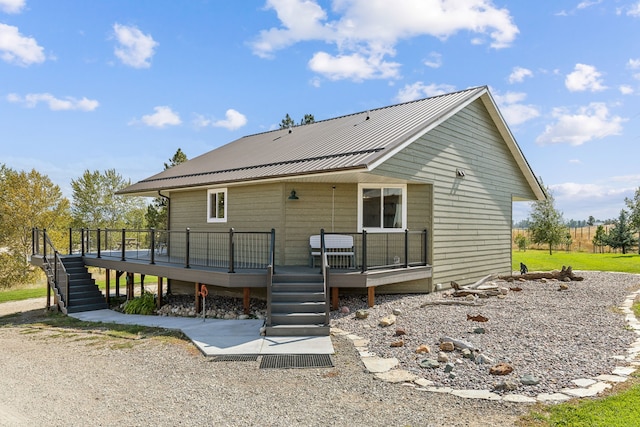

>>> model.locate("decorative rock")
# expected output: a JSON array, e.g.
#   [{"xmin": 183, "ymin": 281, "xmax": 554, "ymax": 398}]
[
  {"xmin": 572, "ymin": 378, "xmax": 596, "ymax": 388},
  {"xmin": 595, "ymin": 374, "xmax": 628, "ymax": 383},
  {"xmin": 394, "ymin": 327, "xmax": 407, "ymax": 336},
  {"xmin": 439, "ymin": 336, "xmax": 477, "ymax": 351},
  {"xmin": 355, "ymin": 309, "xmax": 369, "ymax": 319},
  {"xmin": 419, "ymin": 359, "xmax": 440, "ymax": 369},
  {"xmin": 465, "ymin": 294, "xmax": 475, "ymax": 301},
  {"xmin": 537, "ymin": 393, "xmax": 571, "ymax": 402},
  {"xmin": 489, "ymin": 363, "xmax": 514, "ymax": 375},
  {"xmin": 559, "ymin": 283, "xmax": 569, "ymax": 291},
  {"xmin": 503, "ymin": 394, "xmax": 537, "ymax": 403},
  {"xmin": 437, "ymin": 352, "xmax": 449, "ymax": 363},
  {"xmin": 613, "ymin": 366, "xmax": 636, "ymax": 376},
  {"xmin": 374, "ymin": 369, "xmax": 418, "ymax": 383},
  {"xmin": 392, "ymin": 308, "xmax": 403, "ymax": 316},
  {"xmin": 461, "ymin": 348, "xmax": 473, "ymax": 360},
  {"xmin": 450, "ymin": 389, "xmax": 501, "ymax": 401},
  {"xmin": 449, "ymin": 372, "xmax": 456, "ymax": 379},
  {"xmin": 473, "ymin": 327, "xmax": 485, "ymax": 334},
  {"xmin": 340, "ymin": 306, "xmax": 350, "ymax": 314},
  {"xmin": 520, "ymin": 374, "xmax": 540, "ymax": 386},
  {"xmin": 493, "ymin": 380, "xmax": 519, "ymax": 391},
  {"xmin": 415, "ymin": 344, "xmax": 430, "ymax": 354},
  {"xmin": 379, "ymin": 314, "xmax": 396, "ymax": 327},
  {"xmin": 444, "ymin": 363, "xmax": 455, "ymax": 373},
  {"xmin": 362, "ymin": 357, "xmax": 398, "ymax": 373},
  {"xmin": 390, "ymin": 340, "xmax": 404, "ymax": 348},
  {"xmin": 474, "ymin": 353, "xmax": 494, "ymax": 365},
  {"xmin": 439, "ymin": 341, "xmax": 455, "ymax": 352},
  {"xmin": 414, "ymin": 378, "xmax": 434, "ymax": 387},
  {"xmin": 499, "ymin": 287, "xmax": 509, "ymax": 295}
]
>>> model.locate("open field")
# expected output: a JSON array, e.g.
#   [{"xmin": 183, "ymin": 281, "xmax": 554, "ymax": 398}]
[{"xmin": 512, "ymin": 226, "xmax": 639, "ymax": 254}]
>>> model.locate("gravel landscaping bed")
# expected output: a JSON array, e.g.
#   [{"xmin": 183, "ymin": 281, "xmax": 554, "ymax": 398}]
[{"xmin": 330, "ymin": 271, "xmax": 640, "ymax": 397}]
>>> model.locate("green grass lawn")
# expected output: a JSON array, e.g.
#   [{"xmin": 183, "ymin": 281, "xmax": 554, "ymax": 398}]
[{"xmin": 512, "ymin": 250, "xmax": 640, "ymax": 274}]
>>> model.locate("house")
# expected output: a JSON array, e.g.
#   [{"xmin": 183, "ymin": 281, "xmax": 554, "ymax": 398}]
[{"xmin": 31, "ymin": 86, "xmax": 544, "ymax": 336}]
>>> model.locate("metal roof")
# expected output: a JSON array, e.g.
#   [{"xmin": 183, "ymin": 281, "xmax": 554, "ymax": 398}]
[{"xmin": 119, "ymin": 86, "xmax": 542, "ymax": 198}]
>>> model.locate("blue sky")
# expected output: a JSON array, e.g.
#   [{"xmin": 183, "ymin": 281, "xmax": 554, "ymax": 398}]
[{"xmin": 2, "ymin": 0, "xmax": 640, "ymax": 223}]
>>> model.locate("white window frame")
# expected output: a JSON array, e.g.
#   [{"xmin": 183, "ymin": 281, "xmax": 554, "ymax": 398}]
[
  {"xmin": 357, "ymin": 184, "xmax": 407, "ymax": 232},
  {"xmin": 207, "ymin": 188, "xmax": 227, "ymax": 223}
]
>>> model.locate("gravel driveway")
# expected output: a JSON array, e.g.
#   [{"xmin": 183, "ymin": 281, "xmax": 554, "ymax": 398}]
[{"xmin": 0, "ymin": 301, "xmax": 526, "ymax": 426}]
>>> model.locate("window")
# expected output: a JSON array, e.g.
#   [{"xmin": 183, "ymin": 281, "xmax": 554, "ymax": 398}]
[
  {"xmin": 207, "ymin": 188, "xmax": 227, "ymax": 223},
  {"xmin": 358, "ymin": 184, "xmax": 406, "ymax": 231}
]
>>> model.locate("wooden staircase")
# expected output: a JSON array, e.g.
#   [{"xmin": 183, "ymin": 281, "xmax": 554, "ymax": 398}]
[
  {"xmin": 265, "ymin": 270, "xmax": 330, "ymax": 337},
  {"xmin": 49, "ymin": 256, "xmax": 108, "ymax": 314}
]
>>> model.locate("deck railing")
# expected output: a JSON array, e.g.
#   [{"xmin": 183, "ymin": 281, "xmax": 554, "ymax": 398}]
[
  {"xmin": 69, "ymin": 228, "xmax": 275, "ymax": 272},
  {"xmin": 322, "ymin": 229, "xmax": 428, "ymax": 271},
  {"xmin": 39, "ymin": 227, "xmax": 428, "ymax": 273}
]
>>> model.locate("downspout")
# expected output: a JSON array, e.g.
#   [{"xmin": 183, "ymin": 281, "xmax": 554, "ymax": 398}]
[{"xmin": 158, "ymin": 190, "xmax": 171, "ymax": 294}]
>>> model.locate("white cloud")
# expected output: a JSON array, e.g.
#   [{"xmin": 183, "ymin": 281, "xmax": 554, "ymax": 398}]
[
  {"xmin": 0, "ymin": 0, "xmax": 25, "ymax": 13},
  {"xmin": 133, "ymin": 106, "xmax": 181, "ymax": 128},
  {"xmin": 628, "ymin": 58, "xmax": 640, "ymax": 69},
  {"xmin": 491, "ymin": 90, "xmax": 539, "ymax": 126},
  {"xmin": 309, "ymin": 51, "xmax": 400, "ymax": 81},
  {"xmin": 508, "ymin": 66, "xmax": 533, "ymax": 84},
  {"xmin": 577, "ymin": 0, "xmax": 602, "ymax": 10},
  {"xmin": 536, "ymin": 103, "xmax": 625, "ymax": 146},
  {"xmin": 565, "ymin": 63, "xmax": 607, "ymax": 92},
  {"xmin": 394, "ymin": 82, "xmax": 456, "ymax": 103},
  {"xmin": 112, "ymin": 23, "xmax": 158, "ymax": 68},
  {"xmin": 619, "ymin": 85, "xmax": 634, "ymax": 95},
  {"xmin": 7, "ymin": 92, "xmax": 99, "ymax": 111},
  {"xmin": 0, "ymin": 23, "xmax": 45, "ymax": 66},
  {"xmin": 215, "ymin": 109, "xmax": 247, "ymax": 130},
  {"xmin": 195, "ymin": 109, "xmax": 248, "ymax": 131},
  {"xmin": 423, "ymin": 52, "xmax": 442, "ymax": 69},
  {"xmin": 252, "ymin": 0, "xmax": 518, "ymax": 81},
  {"xmin": 627, "ymin": 1, "xmax": 640, "ymax": 17}
]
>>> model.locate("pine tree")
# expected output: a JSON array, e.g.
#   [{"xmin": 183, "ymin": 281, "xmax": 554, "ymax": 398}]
[{"xmin": 606, "ymin": 210, "xmax": 636, "ymax": 254}]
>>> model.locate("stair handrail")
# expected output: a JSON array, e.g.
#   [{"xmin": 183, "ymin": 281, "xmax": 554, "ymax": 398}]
[
  {"xmin": 266, "ymin": 264, "xmax": 273, "ymax": 327},
  {"xmin": 37, "ymin": 228, "xmax": 71, "ymax": 310},
  {"xmin": 320, "ymin": 229, "xmax": 330, "ymax": 327}
]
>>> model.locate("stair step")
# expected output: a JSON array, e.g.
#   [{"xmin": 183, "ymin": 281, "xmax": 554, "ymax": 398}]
[
  {"xmin": 270, "ymin": 313, "xmax": 326, "ymax": 325},
  {"xmin": 270, "ymin": 291, "xmax": 325, "ymax": 303},
  {"xmin": 271, "ymin": 282, "xmax": 324, "ymax": 293},
  {"xmin": 265, "ymin": 325, "xmax": 330, "ymax": 337},
  {"xmin": 271, "ymin": 301, "xmax": 326, "ymax": 313}
]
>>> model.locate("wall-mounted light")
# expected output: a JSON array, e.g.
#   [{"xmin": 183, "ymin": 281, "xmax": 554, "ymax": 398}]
[
  {"xmin": 456, "ymin": 168, "xmax": 466, "ymax": 178},
  {"xmin": 288, "ymin": 189, "xmax": 299, "ymax": 200}
]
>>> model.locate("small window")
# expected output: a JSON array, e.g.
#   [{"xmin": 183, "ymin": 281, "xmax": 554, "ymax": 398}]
[
  {"xmin": 358, "ymin": 184, "xmax": 406, "ymax": 231},
  {"xmin": 207, "ymin": 188, "xmax": 227, "ymax": 223}
]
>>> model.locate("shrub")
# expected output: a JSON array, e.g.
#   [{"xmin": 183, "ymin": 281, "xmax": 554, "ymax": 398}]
[
  {"xmin": 122, "ymin": 291, "xmax": 156, "ymax": 315},
  {"xmin": 514, "ymin": 233, "xmax": 528, "ymax": 251}
]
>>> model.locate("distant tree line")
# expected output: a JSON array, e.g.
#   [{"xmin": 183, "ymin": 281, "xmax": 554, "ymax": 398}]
[{"xmin": 513, "ymin": 184, "xmax": 640, "ymax": 255}]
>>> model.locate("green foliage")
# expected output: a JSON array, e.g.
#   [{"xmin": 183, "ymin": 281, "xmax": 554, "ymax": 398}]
[
  {"xmin": 524, "ymin": 381, "xmax": 640, "ymax": 426},
  {"xmin": 512, "ymin": 249, "xmax": 640, "ymax": 274},
  {"xmin": 606, "ymin": 209, "xmax": 637, "ymax": 254},
  {"xmin": 528, "ymin": 184, "xmax": 567, "ymax": 255},
  {"xmin": 122, "ymin": 291, "xmax": 156, "ymax": 315},
  {"xmin": 514, "ymin": 233, "xmax": 528, "ymax": 251},
  {"xmin": 71, "ymin": 169, "xmax": 146, "ymax": 230},
  {"xmin": 592, "ymin": 225, "xmax": 608, "ymax": 253},
  {"xmin": 0, "ymin": 164, "xmax": 70, "ymax": 287},
  {"xmin": 279, "ymin": 113, "xmax": 315, "ymax": 129}
]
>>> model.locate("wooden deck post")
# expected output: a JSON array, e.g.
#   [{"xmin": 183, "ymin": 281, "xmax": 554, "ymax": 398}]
[
  {"xmin": 140, "ymin": 274, "xmax": 145, "ymax": 295},
  {"xmin": 156, "ymin": 277, "xmax": 163, "ymax": 309},
  {"xmin": 367, "ymin": 287, "xmax": 375, "ymax": 308},
  {"xmin": 105, "ymin": 268, "xmax": 110, "ymax": 305},
  {"xmin": 126, "ymin": 272, "xmax": 134, "ymax": 300},
  {"xmin": 243, "ymin": 287, "xmax": 250, "ymax": 315},
  {"xmin": 115, "ymin": 271, "xmax": 123, "ymax": 298},
  {"xmin": 331, "ymin": 287, "xmax": 339, "ymax": 311},
  {"xmin": 195, "ymin": 282, "xmax": 201, "ymax": 313}
]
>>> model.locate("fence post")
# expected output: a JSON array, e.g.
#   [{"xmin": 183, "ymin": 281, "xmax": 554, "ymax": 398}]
[
  {"xmin": 121, "ymin": 228, "xmax": 126, "ymax": 261},
  {"xmin": 228, "ymin": 228, "xmax": 235, "ymax": 273},
  {"xmin": 68, "ymin": 228, "xmax": 73, "ymax": 255},
  {"xmin": 81, "ymin": 228, "xmax": 85, "ymax": 256},
  {"xmin": 97, "ymin": 228, "xmax": 101, "ymax": 258},
  {"xmin": 32, "ymin": 228, "xmax": 36, "ymax": 256},
  {"xmin": 150, "ymin": 228, "xmax": 156, "ymax": 265},
  {"xmin": 361, "ymin": 230, "xmax": 368, "ymax": 273},
  {"xmin": 185, "ymin": 228, "xmax": 191, "ymax": 268},
  {"xmin": 404, "ymin": 229, "xmax": 409, "ymax": 268},
  {"xmin": 270, "ymin": 228, "xmax": 276, "ymax": 274},
  {"xmin": 43, "ymin": 228, "xmax": 47, "ymax": 260}
]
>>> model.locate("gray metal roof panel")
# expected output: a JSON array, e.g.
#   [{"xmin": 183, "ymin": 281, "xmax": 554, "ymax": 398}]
[{"xmin": 119, "ymin": 86, "xmax": 486, "ymax": 195}]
